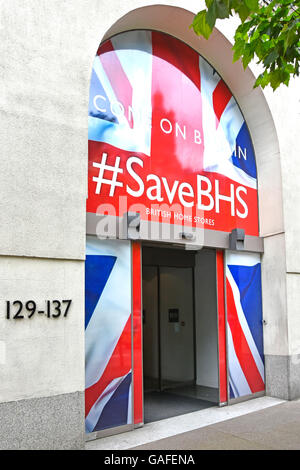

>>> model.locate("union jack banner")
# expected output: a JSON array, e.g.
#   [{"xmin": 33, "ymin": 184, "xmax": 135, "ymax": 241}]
[
  {"xmin": 87, "ymin": 29, "xmax": 259, "ymax": 236},
  {"xmin": 85, "ymin": 237, "xmax": 132, "ymax": 432},
  {"xmin": 226, "ymin": 251, "xmax": 265, "ymax": 399}
]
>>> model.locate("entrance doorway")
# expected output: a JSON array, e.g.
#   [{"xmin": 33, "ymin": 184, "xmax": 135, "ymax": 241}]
[{"xmin": 142, "ymin": 246, "xmax": 219, "ymax": 423}]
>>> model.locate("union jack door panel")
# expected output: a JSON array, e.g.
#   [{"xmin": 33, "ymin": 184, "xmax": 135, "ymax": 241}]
[
  {"xmin": 225, "ymin": 251, "xmax": 265, "ymax": 400},
  {"xmin": 85, "ymin": 236, "xmax": 133, "ymax": 433}
]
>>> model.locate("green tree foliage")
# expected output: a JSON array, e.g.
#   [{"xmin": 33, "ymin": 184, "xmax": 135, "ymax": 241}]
[{"xmin": 191, "ymin": 0, "xmax": 300, "ymax": 90}]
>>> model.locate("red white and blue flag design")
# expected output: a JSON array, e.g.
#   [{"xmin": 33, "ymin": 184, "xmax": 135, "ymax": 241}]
[
  {"xmin": 85, "ymin": 237, "xmax": 132, "ymax": 432},
  {"xmin": 88, "ymin": 30, "xmax": 259, "ymax": 236},
  {"xmin": 85, "ymin": 30, "xmax": 264, "ymax": 431},
  {"xmin": 226, "ymin": 252, "xmax": 265, "ymax": 399}
]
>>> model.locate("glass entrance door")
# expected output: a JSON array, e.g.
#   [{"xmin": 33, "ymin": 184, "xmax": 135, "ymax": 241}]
[
  {"xmin": 142, "ymin": 248, "xmax": 221, "ymax": 424},
  {"xmin": 159, "ymin": 267, "xmax": 195, "ymax": 391},
  {"xmin": 142, "ymin": 265, "xmax": 194, "ymax": 394}
]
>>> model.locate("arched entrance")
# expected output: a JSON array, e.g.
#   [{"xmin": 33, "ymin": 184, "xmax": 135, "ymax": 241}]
[{"xmin": 85, "ymin": 6, "xmax": 280, "ymax": 440}]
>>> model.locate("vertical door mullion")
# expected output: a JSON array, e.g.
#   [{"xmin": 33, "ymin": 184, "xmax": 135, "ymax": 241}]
[
  {"xmin": 192, "ymin": 266, "xmax": 197, "ymax": 386},
  {"xmin": 157, "ymin": 266, "xmax": 162, "ymax": 392}
]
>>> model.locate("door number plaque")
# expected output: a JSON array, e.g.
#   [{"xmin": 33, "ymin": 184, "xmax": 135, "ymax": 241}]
[{"xmin": 5, "ymin": 300, "xmax": 72, "ymax": 320}]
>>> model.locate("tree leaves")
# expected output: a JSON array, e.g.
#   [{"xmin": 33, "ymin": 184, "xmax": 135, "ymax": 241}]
[
  {"xmin": 235, "ymin": 2, "xmax": 251, "ymax": 22},
  {"xmin": 191, "ymin": 0, "xmax": 230, "ymax": 37},
  {"xmin": 244, "ymin": 0, "xmax": 259, "ymax": 11},
  {"xmin": 192, "ymin": 10, "xmax": 213, "ymax": 40},
  {"xmin": 206, "ymin": 0, "xmax": 230, "ymax": 29},
  {"xmin": 191, "ymin": 0, "xmax": 300, "ymax": 91}
]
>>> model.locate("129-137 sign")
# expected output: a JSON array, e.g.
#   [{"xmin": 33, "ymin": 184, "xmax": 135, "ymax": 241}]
[{"xmin": 5, "ymin": 300, "xmax": 72, "ymax": 320}]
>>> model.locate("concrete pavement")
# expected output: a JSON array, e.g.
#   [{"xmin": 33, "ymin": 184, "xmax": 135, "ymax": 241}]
[
  {"xmin": 132, "ymin": 398, "xmax": 300, "ymax": 450},
  {"xmin": 86, "ymin": 396, "xmax": 300, "ymax": 450}
]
